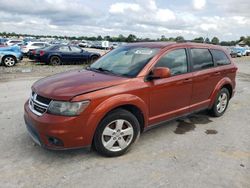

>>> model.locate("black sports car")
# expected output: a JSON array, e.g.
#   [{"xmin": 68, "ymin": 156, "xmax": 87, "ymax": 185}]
[{"xmin": 33, "ymin": 45, "xmax": 100, "ymax": 65}]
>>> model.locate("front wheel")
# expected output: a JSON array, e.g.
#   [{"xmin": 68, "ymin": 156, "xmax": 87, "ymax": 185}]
[
  {"xmin": 94, "ymin": 109, "xmax": 140, "ymax": 157},
  {"xmin": 3, "ymin": 56, "xmax": 17, "ymax": 67},
  {"xmin": 210, "ymin": 88, "xmax": 230, "ymax": 117}
]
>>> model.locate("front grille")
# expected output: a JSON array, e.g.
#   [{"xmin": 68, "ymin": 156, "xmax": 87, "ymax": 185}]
[{"xmin": 29, "ymin": 92, "xmax": 51, "ymax": 116}]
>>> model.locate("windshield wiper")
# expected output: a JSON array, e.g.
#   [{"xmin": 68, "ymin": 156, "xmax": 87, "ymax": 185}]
[{"xmin": 88, "ymin": 67, "xmax": 117, "ymax": 75}]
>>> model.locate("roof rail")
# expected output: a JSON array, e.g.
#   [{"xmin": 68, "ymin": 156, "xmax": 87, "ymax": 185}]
[{"xmin": 176, "ymin": 40, "xmax": 206, "ymax": 43}]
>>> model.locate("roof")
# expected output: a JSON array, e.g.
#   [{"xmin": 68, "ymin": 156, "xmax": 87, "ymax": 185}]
[{"xmin": 124, "ymin": 42, "xmax": 223, "ymax": 50}]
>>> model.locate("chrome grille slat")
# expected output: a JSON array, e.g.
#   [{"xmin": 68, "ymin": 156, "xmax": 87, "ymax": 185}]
[{"xmin": 29, "ymin": 93, "xmax": 51, "ymax": 116}]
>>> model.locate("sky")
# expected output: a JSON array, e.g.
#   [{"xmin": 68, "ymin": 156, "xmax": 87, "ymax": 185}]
[{"xmin": 0, "ymin": 0, "xmax": 249, "ymax": 40}]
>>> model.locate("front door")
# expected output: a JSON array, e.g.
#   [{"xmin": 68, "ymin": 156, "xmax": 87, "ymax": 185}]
[
  {"xmin": 148, "ymin": 48, "xmax": 193, "ymax": 125},
  {"xmin": 69, "ymin": 46, "xmax": 86, "ymax": 62}
]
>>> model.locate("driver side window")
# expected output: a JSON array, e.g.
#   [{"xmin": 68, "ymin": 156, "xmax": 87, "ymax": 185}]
[{"xmin": 155, "ymin": 49, "xmax": 188, "ymax": 76}]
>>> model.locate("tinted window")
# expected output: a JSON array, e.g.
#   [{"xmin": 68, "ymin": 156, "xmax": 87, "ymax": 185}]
[
  {"xmin": 155, "ymin": 49, "xmax": 188, "ymax": 75},
  {"xmin": 70, "ymin": 46, "xmax": 82, "ymax": 52},
  {"xmin": 32, "ymin": 43, "xmax": 45, "ymax": 46},
  {"xmin": 211, "ymin": 49, "xmax": 230, "ymax": 66},
  {"xmin": 59, "ymin": 46, "xmax": 70, "ymax": 52},
  {"xmin": 10, "ymin": 41, "xmax": 20, "ymax": 43},
  {"xmin": 191, "ymin": 48, "xmax": 214, "ymax": 71}
]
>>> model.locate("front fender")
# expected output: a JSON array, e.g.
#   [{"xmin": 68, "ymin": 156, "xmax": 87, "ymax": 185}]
[
  {"xmin": 84, "ymin": 94, "xmax": 148, "ymax": 144},
  {"xmin": 208, "ymin": 77, "xmax": 233, "ymax": 108}
]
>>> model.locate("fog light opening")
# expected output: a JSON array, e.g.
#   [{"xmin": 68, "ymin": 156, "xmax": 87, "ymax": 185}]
[{"xmin": 47, "ymin": 136, "xmax": 64, "ymax": 147}]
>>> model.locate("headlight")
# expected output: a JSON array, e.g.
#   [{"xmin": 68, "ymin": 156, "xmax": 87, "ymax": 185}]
[{"xmin": 48, "ymin": 100, "xmax": 90, "ymax": 116}]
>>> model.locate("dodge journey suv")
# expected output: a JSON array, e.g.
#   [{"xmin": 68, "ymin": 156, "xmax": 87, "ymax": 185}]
[{"xmin": 24, "ymin": 42, "xmax": 237, "ymax": 157}]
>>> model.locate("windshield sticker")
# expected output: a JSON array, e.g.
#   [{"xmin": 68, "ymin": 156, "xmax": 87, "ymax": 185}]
[{"xmin": 134, "ymin": 49, "xmax": 153, "ymax": 55}]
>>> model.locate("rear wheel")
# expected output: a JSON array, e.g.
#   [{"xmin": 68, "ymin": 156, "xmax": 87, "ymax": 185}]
[
  {"xmin": 94, "ymin": 109, "xmax": 140, "ymax": 157},
  {"xmin": 210, "ymin": 88, "xmax": 230, "ymax": 117},
  {"xmin": 50, "ymin": 56, "xmax": 61, "ymax": 65},
  {"xmin": 3, "ymin": 56, "xmax": 17, "ymax": 67}
]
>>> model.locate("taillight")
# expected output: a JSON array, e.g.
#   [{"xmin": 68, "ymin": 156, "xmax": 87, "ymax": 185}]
[{"xmin": 40, "ymin": 51, "xmax": 45, "ymax": 56}]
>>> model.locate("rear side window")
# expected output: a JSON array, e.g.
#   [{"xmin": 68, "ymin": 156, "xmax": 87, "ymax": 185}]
[
  {"xmin": 155, "ymin": 49, "xmax": 188, "ymax": 76},
  {"xmin": 70, "ymin": 46, "xmax": 82, "ymax": 52},
  {"xmin": 191, "ymin": 48, "xmax": 214, "ymax": 71},
  {"xmin": 59, "ymin": 46, "xmax": 70, "ymax": 52},
  {"xmin": 211, "ymin": 49, "xmax": 231, "ymax": 66}
]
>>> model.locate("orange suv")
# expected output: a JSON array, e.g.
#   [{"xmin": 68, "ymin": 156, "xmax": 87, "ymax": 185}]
[{"xmin": 24, "ymin": 42, "xmax": 237, "ymax": 156}]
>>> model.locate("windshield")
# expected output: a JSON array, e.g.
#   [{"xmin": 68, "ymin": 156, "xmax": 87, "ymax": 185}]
[{"xmin": 90, "ymin": 46, "xmax": 159, "ymax": 77}]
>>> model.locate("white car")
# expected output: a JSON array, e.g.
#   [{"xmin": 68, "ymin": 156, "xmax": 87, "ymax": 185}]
[
  {"xmin": 245, "ymin": 48, "xmax": 250, "ymax": 56},
  {"xmin": 5, "ymin": 40, "xmax": 23, "ymax": 46},
  {"xmin": 78, "ymin": 40, "xmax": 91, "ymax": 48},
  {"xmin": 21, "ymin": 42, "xmax": 50, "ymax": 54}
]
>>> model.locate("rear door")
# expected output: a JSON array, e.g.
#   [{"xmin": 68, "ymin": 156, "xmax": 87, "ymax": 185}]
[
  {"xmin": 189, "ymin": 48, "xmax": 221, "ymax": 111},
  {"xmin": 58, "ymin": 46, "xmax": 72, "ymax": 62},
  {"xmin": 148, "ymin": 48, "xmax": 193, "ymax": 125}
]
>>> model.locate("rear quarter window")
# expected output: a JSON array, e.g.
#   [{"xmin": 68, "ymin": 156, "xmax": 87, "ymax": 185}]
[{"xmin": 211, "ymin": 49, "xmax": 231, "ymax": 66}]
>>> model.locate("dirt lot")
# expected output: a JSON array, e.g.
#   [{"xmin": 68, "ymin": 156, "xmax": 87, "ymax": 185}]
[{"xmin": 0, "ymin": 54, "xmax": 249, "ymax": 188}]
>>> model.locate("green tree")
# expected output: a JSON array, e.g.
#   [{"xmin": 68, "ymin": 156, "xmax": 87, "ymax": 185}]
[
  {"xmin": 239, "ymin": 36, "xmax": 246, "ymax": 42},
  {"xmin": 104, "ymin": 35, "xmax": 111, "ymax": 41},
  {"xmin": 175, "ymin": 36, "xmax": 184, "ymax": 41},
  {"xmin": 193, "ymin": 37, "xmax": 204, "ymax": 43},
  {"xmin": 205, "ymin": 37, "xmax": 210, "ymax": 43},
  {"xmin": 211, "ymin": 37, "xmax": 220, "ymax": 44},
  {"xmin": 126, "ymin": 34, "xmax": 137, "ymax": 42},
  {"xmin": 160, "ymin": 35, "xmax": 167, "ymax": 41},
  {"xmin": 244, "ymin": 36, "xmax": 250, "ymax": 46},
  {"xmin": 97, "ymin": 35, "xmax": 103, "ymax": 41}
]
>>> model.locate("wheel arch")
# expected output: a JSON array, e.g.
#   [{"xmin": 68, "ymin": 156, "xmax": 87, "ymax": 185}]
[
  {"xmin": 1, "ymin": 54, "xmax": 17, "ymax": 65},
  {"xmin": 85, "ymin": 94, "xmax": 148, "ymax": 145},
  {"xmin": 48, "ymin": 54, "xmax": 62, "ymax": 60},
  {"xmin": 209, "ymin": 77, "xmax": 234, "ymax": 108}
]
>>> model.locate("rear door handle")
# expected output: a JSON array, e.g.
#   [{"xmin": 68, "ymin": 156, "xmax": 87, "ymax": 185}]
[{"xmin": 214, "ymin": 72, "xmax": 221, "ymax": 76}]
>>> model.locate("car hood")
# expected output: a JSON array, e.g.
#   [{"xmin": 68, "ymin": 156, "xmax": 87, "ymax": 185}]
[{"xmin": 32, "ymin": 69, "xmax": 129, "ymax": 101}]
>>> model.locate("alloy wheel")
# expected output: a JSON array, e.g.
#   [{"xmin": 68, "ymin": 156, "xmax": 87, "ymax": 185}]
[
  {"xmin": 101, "ymin": 119, "xmax": 134, "ymax": 152},
  {"xmin": 4, "ymin": 57, "xmax": 15, "ymax": 67},
  {"xmin": 216, "ymin": 93, "xmax": 228, "ymax": 113}
]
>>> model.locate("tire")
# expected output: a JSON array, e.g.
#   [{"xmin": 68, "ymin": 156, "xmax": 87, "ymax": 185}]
[
  {"xmin": 49, "ymin": 56, "xmax": 61, "ymax": 65},
  {"xmin": 3, "ymin": 56, "xmax": 17, "ymax": 67},
  {"xmin": 210, "ymin": 88, "xmax": 230, "ymax": 117},
  {"xmin": 89, "ymin": 55, "xmax": 99, "ymax": 64},
  {"xmin": 94, "ymin": 109, "xmax": 140, "ymax": 157}
]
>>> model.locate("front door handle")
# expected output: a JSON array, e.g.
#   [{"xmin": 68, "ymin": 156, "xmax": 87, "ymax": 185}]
[
  {"xmin": 182, "ymin": 78, "xmax": 192, "ymax": 83},
  {"xmin": 214, "ymin": 72, "xmax": 221, "ymax": 76}
]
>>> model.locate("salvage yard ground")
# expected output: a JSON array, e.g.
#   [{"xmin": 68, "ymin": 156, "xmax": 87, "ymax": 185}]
[{"xmin": 0, "ymin": 52, "xmax": 249, "ymax": 188}]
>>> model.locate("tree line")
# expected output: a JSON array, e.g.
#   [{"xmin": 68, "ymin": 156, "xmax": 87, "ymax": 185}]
[{"xmin": 1, "ymin": 32, "xmax": 250, "ymax": 46}]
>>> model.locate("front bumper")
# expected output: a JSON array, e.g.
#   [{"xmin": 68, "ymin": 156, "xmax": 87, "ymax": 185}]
[{"xmin": 24, "ymin": 101, "xmax": 91, "ymax": 150}]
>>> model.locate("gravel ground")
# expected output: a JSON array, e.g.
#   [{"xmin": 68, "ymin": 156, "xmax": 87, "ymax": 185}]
[{"xmin": 0, "ymin": 54, "xmax": 249, "ymax": 188}]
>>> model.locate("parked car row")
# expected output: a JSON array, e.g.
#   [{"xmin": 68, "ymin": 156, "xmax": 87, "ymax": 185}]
[
  {"xmin": 0, "ymin": 37, "xmax": 102, "ymax": 66},
  {"xmin": 227, "ymin": 46, "xmax": 250, "ymax": 58}
]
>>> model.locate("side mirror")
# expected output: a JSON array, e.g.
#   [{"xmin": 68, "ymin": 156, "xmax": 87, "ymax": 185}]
[{"xmin": 150, "ymin": 67, "xmax": 171, "ymax": 80}]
